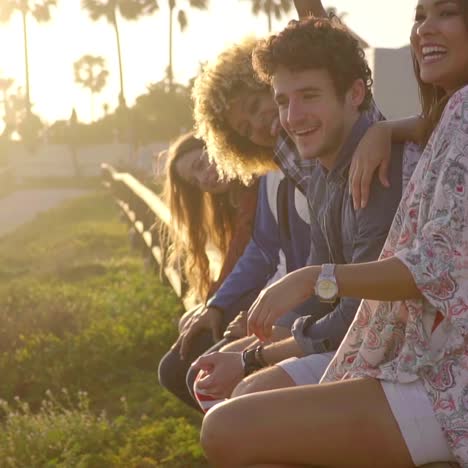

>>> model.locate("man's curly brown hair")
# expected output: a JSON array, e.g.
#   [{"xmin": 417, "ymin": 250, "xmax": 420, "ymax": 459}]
[
  {"xmin": 192, "ymin": 37, "xmax": 276, "ymax": 184},
  {"xmin": 252, "ymin": 17, "xmax": 373, "ymax": 111}
]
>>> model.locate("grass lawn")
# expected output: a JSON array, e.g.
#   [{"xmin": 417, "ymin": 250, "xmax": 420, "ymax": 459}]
[{"xmin": 0, "ymin": 191, "xmax": 207, "ymax": 467}]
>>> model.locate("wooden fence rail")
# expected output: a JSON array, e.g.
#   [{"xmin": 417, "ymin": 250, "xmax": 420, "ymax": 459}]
[{"xmin": 101, "ymin": 163, "xmax": 221, "ymax": 310}]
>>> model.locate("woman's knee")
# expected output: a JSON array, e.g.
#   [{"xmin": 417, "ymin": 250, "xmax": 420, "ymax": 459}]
[{"xmin": 201, "ymin": 400, "xmax": 247, "ymax": 467}]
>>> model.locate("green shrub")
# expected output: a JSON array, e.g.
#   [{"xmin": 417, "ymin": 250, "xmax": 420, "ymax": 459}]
[
  {"xmin": 0, "ymin": 392, "xmax": 119, "ymax": 467},
  {"xmin": 117, "ymin": 417, "xmax": 206, "ymax": 467},
  {"xmin": 0, "ymin": 192, "xmax": 207, "ymax": 466}
]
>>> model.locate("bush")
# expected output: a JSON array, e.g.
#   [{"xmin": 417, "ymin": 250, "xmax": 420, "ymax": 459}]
[
  {"xmin": 0, "ymin": 392, "xmax": 205, "ymax": 468},
  {"xmin": 0, "ymin": 192, "xmax": 206, "ymax": 465},
  {"xmin": 0, "ymin": 392, "xmax": 119, "ymax": 467}
]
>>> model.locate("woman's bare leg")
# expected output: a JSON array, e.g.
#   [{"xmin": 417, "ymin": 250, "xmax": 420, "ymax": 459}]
[{"xmin": 201, "ymin": 378, "xmax": 414, "ymax": 468}]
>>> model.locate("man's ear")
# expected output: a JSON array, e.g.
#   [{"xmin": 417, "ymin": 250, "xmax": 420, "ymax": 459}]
[{"xmin": 348, "ymin": 79, "xmax": 366, "ymax": 109}]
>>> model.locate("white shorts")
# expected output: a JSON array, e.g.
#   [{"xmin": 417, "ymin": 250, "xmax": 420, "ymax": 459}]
[
  {"xmin": 381, "ymin": 379, "xmax": 456, "ymax": 466},
  {"xmin": 278, "ymin": 355, "xmax": 456, "ymax": 466},
  {"xmin": 276, "ymin": 352, "xmax": 335, "ymax": 385}
]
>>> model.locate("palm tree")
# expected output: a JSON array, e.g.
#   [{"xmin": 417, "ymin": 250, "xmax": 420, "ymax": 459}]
[
  {"xmin": 0, "ymin": 77, "xmax": 14, "ymax": 116},
  {"xmin": 0, "ymin": 77, "xmax": 14, "ymax": 139},
  {"xmin": 243, "ymin": 0, "xmax": 291, "ymax": 33},
  {"xmin": 166, "ymin": 0, "xmax": 208, "ymax": 89},
  {"xmin": 325, "ymin": 6, "xmax": 368, "ymax": 48},
  {"xmin": 82, "ymin": 0, "xmax": 158, "ymax": 107},
  {"xmin": 74, "ymin": 55, "xmax": 109, "ymax": 121},
  {"xmin": 326, "ymin": 6, "xmax": 346, "ymax": 20},
  {"xmin": 0, "ymin": 1, "xmax": 56, "ymax": 115}
]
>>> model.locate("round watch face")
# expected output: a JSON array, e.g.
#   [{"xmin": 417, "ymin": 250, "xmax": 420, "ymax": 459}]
[{"xmin": 317, "ymin": 279, "xmax": 338, "ymax": 300}]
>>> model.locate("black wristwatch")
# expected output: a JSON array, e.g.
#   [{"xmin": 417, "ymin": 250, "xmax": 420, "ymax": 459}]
[{"xmin": 242, "ymin": 346, "xmax": 268, "ymax": 376}]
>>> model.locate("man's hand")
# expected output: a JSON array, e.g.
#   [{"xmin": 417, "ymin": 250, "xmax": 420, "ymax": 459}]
[
  {"xmin": 248, "ymin": 267, "xmax": 317, "ymax": 342},
  {"xmin": 293, "ymin": 0, "xmax": 327, "ymax": 18},
  {"xmin": 175, "ymin": 306, "xmax": 223, "ymax": 360},
  {"xmin": 224, "ymin": 310, "xmax": 248, "ymax": 339},
  {"xmin": 191, "ymin": 352, "xmax": 244, "ymax": 399}
]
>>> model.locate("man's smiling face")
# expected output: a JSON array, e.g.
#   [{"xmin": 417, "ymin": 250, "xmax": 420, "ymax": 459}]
[{"xmin": 272, "ymin": 67, "xmax": 363, "ymax": 166}]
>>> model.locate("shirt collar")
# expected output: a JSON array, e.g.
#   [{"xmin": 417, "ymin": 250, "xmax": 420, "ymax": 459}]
[
  {"xmin": 326, "ymin": 112, "xmax": 375, "ymax": 184},
  {"xmin": 274, "ymin": 107, "xmax": 380, "ymax": 186}
]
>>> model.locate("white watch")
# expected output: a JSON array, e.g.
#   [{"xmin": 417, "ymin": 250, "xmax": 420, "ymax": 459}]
[{"xmin": 315, "ymin": 264, "xmax": 338, "ymax": 303}]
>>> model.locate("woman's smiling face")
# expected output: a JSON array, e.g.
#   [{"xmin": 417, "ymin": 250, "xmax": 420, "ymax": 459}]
[
  {"xmin": 411, "ymin": 0, "xmax": 468, "ymax": 93},
  {"xmin": 175, "ymin": 148, "xmax": 233, "ymax": 194},
  {"xmin": 226, "ymin": 89, "xmax": 279, "ymax": 148}
]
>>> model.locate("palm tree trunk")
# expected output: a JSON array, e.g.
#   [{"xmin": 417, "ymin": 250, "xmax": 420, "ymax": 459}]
[
  {"xmin": 21, "ymin": 10, "xmax": 31, "ymax": 115},
  {"xmin": 168, "ymin": 0, "xmax": 175, "ymax": 90},
  {"xmin": 112, "ymin": 11, "xmax": 126, "ymax": 107},
  {"xmin": 267, "ymin": 10, "xmax": 272, "ymax": 32}
]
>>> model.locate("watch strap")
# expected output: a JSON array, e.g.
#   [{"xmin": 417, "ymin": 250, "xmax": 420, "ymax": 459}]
[
  {"xmin": 242, "ymin": 347, "xmax": 267, "ymax": 376},
  {"xmin": 321, "ymin": 263, "xmax": 336, "ymax": 279}
]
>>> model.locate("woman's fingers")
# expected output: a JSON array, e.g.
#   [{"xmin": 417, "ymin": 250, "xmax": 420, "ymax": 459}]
[
  {"xmin": 247, "ymin": 301, "xmax": 265, "ymax": 341},
  {"xmin": 351, "ymin": 165, "xmax": 363, "ymax": 210},
  {"xmin": 359, "ymin": 167, "xmax": 374, "ymax": 209},
  {"xmin": 378, "ymin": 158, "xmax": 391, "ymax": 188}
]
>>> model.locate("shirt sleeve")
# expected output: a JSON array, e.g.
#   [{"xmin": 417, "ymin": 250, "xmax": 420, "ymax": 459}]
[{"xmin": 395, "ymin": 89, "xmax": 468, "ymax": 337}]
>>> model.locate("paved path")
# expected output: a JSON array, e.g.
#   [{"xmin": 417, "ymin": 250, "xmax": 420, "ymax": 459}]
[{"xmin": 0, "ymin": 189, "xmax": 90, "ymax": 237}]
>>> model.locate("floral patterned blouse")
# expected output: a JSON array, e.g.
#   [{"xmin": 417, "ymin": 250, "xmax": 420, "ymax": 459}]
[{"xmin": 322, "ymin": 85, "xmax": 468, "ymax": 466}]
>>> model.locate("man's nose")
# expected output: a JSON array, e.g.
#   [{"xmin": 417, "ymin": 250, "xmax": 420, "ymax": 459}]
[{"xmin": 287, "ymin": 99, "xmax": 306, "ymax": 127}]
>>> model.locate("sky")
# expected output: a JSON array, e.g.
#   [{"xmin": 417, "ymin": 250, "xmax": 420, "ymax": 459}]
[{"xmin": 0, "ymin": 0, "xmax": 418, "ymax": 125}]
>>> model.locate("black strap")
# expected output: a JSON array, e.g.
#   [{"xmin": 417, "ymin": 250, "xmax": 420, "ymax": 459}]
[{"xmin": 276, "ymin": 177, "xmax": 291, "ymax": 242}]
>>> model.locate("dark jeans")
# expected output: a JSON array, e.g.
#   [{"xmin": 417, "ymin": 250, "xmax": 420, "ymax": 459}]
[
  {"xmin": 158, "ymin": 330, "xmax": 219, "ymax": 411},
  {"xmin": 158, "ymin": 292, "xmax": 259, "ymax": 410}
]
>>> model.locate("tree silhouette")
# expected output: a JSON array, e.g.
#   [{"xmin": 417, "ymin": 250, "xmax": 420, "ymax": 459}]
[
  {"xmin": 325, "ymin": 6, "xmax": 368, "ymax": 48},
  {"xmin": 0, "ymin": 0, "xmax": 56, "ymax": 115},
  {"xmin": 74, "ymin": 55, "xmax": 109, "ymax": 121},
  {"xmin": 0, "ymin": 77, "xmax": 14, "ymax": 139},
  {"xmin": 82, "ymin": 0, "xmax": 158, "ymax": 107},
  {"xmin": 166, "ymin": 0, "xmax": 208, "ymax": 89},
  {"xmin": 326, "ymin": 6, "xmax": 346, "ymax": 20},
  {"xmin": 243, "ymin": 0, "xmax": 291, "ymax": 32}
]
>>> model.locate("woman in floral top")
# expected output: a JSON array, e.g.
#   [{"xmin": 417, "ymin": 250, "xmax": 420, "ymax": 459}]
[{"xmin": 199, "ymin": 1, "xmax": 468, "ymax": 467}]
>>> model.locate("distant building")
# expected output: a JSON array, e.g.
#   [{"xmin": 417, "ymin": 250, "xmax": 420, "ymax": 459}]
[{"xmin": 366, "ymin": 45, "xmax": 421, "ymax": 119}]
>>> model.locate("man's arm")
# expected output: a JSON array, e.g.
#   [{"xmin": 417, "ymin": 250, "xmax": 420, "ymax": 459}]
[
  {"xmin": 293, "ymin": 0, "xmax": 327, "ymax": 19},
  {"xmin": 191, "ymin": 336, "xmax": 303, "ymax": 399},
  {"xmin": 261, "ymin": 336, "xmax": 303, "ymax": 364}
]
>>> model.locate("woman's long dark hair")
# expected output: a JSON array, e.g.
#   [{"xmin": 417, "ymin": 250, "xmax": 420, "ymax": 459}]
[
  {"xmin": 162, "ymin": 132, "xmax": 236, "ymax": 301},
  {"xmin": 413, "ymin": 0, "xmax": 468, "ymax": 144}
]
